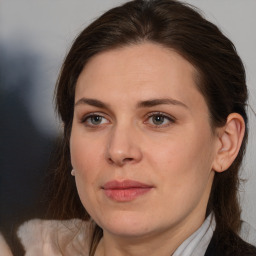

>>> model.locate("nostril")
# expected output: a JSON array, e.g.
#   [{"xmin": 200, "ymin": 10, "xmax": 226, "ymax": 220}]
[
  {"xmin": 123, "ymin": 158, "xmax": 134, "ymax": 163},
  {"xmin": 107, "ymin": 157, "xmax": 134, "ymax": 165},
  {"xmin": 108, "ymin": 157, "xmax": 115, "ymax": 164}
]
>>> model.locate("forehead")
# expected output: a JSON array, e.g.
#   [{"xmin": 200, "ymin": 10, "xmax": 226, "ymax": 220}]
[{"xmin": 75, "ymin": 42, "xmax": 205, "ymax": 110}]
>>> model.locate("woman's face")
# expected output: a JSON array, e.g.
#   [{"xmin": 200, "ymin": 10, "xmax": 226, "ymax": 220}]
[{"xmin": 70, "ymin": 43, "xmax": 219, "ymax": 239}]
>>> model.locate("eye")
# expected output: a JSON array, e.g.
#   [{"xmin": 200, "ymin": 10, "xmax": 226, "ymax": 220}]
[
  {"xmin": 146, "ymin": 112, "xmax": 175, "ymax": 127},
  {"xmin": 81, "ymin": 113, "xmax": 109, "ymax": 127}
]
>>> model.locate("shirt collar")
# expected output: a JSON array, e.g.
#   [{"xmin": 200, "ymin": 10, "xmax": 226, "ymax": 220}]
[{"xmin": 172, "ymin": 213, "xmax": 216, "ymax": 256}]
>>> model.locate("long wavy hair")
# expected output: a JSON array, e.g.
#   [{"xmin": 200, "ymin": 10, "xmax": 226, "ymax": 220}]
[{"xmin": 47, "ymin": 0, "xmax": 248, "ymax": 255}]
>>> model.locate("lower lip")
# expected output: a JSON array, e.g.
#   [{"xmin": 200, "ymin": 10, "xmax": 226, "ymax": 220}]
[{"xmin": 103, "ymin": 187, "xmax": 152, "ymax": 202}]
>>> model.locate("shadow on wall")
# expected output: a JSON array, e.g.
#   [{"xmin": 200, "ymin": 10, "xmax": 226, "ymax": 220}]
[{"xmin": 0, "ymin": 43, "xmax": 57, "ymax": 254}]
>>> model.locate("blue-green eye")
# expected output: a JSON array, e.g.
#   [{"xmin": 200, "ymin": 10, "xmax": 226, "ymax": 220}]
[
  {"xmin": 151, "ymin": 115, "xmax": 166, "ymax": 125},
  {"xmin": 147, "ymin": 113, "xmax": 175, "ymax": 127},
  {"xmin": 89, "ymin": 115, "xmax": 103, "ymax": 125},
  {"xmin": 82, "ymin": 114, "xmax": 109, "ymax": 126}
]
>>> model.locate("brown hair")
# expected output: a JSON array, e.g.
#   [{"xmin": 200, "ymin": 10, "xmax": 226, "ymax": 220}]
[{"xmin": 48, "ymin": 0, "xmax": 248, "ymax": 254}]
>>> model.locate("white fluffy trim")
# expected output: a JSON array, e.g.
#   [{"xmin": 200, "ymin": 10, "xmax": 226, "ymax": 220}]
[{"xmin": 17, "ymin": 219, "xmax": 90, "ymax": 256}]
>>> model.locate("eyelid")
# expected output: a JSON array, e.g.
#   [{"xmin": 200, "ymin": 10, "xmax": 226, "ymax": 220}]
[{"xmin": 145, "ymin": 111, "xmax": 176, "ymax": 120}]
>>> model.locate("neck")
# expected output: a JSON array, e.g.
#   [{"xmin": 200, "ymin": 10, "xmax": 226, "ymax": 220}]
[{"xmin": 95, "ymin": 210, "xmax": 206, "ymax": 256}]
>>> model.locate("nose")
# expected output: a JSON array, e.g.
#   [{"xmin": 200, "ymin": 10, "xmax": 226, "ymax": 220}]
[{"xmin": 106, "ymin": 124, "xmax": 143, "ymax": 166}]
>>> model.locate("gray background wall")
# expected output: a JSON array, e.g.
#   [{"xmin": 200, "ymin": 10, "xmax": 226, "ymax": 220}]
[{"xmin": 1, "ymin": 0, "xmax": 255, "ymax": 232}]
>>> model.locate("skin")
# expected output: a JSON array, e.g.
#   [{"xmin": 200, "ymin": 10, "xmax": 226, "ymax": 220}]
[{"xmin": 70, "ymin": 42, "xmax": 224, "ymax": 256}]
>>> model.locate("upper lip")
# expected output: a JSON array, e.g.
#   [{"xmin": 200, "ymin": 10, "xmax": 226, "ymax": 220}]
[{"xmin": 102, "ymin": 180, "xmax": 154, "ymax": 189}]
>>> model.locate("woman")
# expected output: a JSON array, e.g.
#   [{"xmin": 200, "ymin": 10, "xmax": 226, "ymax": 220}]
[{"xmin": 13, "ymin": 0, "xmax": 256, "ymax": 255}]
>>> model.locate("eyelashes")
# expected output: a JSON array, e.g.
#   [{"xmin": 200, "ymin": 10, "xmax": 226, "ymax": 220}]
[{"xmin": 80, "ymin": 112, "xmax": 176, "ymax": 129}]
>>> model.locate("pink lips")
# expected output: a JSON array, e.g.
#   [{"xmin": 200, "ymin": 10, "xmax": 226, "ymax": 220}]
[{"xmin": 102, "ymin": 180, "xmax": 153, "ymax": 202}]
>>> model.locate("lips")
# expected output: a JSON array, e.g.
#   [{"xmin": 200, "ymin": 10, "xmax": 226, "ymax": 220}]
[{"xmin": 102, "ymin": 180, "xmax": 153, "ymax": 202}]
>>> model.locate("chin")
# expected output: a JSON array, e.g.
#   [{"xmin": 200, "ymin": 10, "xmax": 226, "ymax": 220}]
[
  {"xmin": 103, "ymin": 223, "xmax": 154, "ymax": 238},
  {"xmin": 95, "ymin": 211, "xmax": 161, "ymax": 238}
]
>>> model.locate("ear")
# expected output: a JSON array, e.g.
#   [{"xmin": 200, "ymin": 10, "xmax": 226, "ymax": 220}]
[{"xmin": 212, "ymin": 113, "xmax": 245, "ymax": 173}]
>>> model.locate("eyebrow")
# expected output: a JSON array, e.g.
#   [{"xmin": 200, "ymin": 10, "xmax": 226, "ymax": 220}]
[
  {"xmin": 75, "ymin": 97, "xmax": 188, "ymax": 109},
  {"xmin": 75, "ymin": 98, "xmax": 110, "ymax": 109},
  {"xmin": 136, "ymin": 98, "xmax": 188, "ymax": 109}
]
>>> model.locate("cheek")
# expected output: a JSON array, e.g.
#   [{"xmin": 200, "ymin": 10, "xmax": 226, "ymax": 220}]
[
  {"xmin": 149, "ymin": 127, "xmax": 215, "ymax": 191},
  {"xmin": 70, "ymin": 129, "xmax": 104, "ymax": 172},
  {"xmin": 155, "ymin": 133, "xmax": 214, "ymax": 212},
  {"xmin": 151, "ymin": 133, "xmax": 210, "ymax": 167},
  {"xmin": 70, "ymin": 131, "xmax": 104, "ymax": 206},
  {"xmin": 70, "ymin": 131, "xmax": 104, "ymax": 211}
]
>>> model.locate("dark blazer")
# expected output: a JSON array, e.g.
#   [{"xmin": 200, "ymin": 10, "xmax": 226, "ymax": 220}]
[{"xmin": 204, "ymin": 229, "xmax": 256, "ymax": 256}]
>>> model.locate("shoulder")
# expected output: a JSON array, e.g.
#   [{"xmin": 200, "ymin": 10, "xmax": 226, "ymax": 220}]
[
  {"xmin": 17, "ymin": 218, "xmax": 90, "ymax": 256},
  {"xmin": 205, "ymin": 227, "xmax": 256, "ymax": 256},
  {"xmin": 240, "ymin": 221, "xmax": 256, "ymax": 247}
]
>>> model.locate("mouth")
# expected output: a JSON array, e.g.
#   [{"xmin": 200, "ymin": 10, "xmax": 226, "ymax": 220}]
[{"xmin": 102, "ymin": 180, "xmax": 154, "ymax": 202}]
